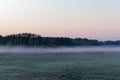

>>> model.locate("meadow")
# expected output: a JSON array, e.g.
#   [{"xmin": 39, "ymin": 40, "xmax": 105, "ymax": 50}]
[{"xmin": 0, "ymin": 52, "xmax": 120, "ymax": 80}]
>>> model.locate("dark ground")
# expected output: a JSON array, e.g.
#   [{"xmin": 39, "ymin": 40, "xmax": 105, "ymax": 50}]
[{"xmin": 0, "ymin": 53, "xmax": 120, "ymax": 80}]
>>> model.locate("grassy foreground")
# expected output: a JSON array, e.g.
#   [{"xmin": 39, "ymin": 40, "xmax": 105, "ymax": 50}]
[{"xmin": 0, "ymin": 53, "xmax": 120, "ymax": 80}]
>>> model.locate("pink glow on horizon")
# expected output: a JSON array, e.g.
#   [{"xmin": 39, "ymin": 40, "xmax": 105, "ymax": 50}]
[{"xmin": 0, "ymin": 0, "xmax": 120, "ymax": 40}]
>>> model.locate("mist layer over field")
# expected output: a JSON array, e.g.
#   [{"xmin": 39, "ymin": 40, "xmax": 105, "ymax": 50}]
[
  {"xmin": 0, "ymin": 46, "xmax": 120, "ymax": 80},
  {"xmin": 0, "ymin": 46, "xmax": 120, "ymax": 54}
]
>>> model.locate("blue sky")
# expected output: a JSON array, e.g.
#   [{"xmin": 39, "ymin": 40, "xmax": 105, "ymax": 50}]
[{"xmin": 0, "ymin": 0, "xmax": 120, "ymax": 40}]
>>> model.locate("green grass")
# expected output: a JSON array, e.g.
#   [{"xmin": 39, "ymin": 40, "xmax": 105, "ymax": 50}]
[{"xmin": 0, "ymin": 53, "xmax": 120, "ymax": 80}]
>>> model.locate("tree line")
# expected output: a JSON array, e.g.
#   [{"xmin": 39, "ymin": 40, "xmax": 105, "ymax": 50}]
[{"xmin": 0, "ymin": 33, "xmax": 119, "ymax": 46}]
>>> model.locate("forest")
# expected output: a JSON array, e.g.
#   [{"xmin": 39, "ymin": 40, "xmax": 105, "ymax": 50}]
[{"xmin": 0, "ymin": 33, "xmax": 119, "ymax": 46}]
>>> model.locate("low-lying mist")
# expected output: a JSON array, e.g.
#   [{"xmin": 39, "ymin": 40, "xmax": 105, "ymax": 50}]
[{"xmin": 0, "ymin": 46, "xmax": 120, "ymax": 54}]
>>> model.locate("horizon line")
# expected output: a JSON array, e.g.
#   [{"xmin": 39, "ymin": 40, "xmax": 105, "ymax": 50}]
[{"xmin": 0, "ymin": 32, "xmax": 120, "ymax": 41}]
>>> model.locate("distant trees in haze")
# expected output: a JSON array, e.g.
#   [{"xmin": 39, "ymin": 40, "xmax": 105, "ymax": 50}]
[{"xmin": 0, "ymin": 33, "xmax": 119, "ymax": 46}]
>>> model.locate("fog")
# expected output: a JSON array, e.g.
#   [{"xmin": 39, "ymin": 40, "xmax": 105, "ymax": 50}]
[{"xmin": 0, "ymin": 46, "xmax": 120, "ymax": 54}]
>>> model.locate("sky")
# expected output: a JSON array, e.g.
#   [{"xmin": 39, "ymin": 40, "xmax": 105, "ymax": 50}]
[{"xmin": 0, "ymin": 0, "xmax": 120, "ymax": 40}]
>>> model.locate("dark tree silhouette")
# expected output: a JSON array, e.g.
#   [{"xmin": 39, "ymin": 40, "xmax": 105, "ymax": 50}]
[{"xmin": 0, "ymin": 33, "xmax": 119, "ymax": 46}]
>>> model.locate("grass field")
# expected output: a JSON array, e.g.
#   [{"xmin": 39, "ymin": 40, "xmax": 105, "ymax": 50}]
[{"xmin": 0, "ymin": 53, "xmax": 120, "ymax": 80}]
